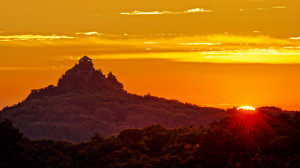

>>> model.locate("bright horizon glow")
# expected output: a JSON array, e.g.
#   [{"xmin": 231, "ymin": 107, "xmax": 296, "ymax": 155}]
[{"xmin": 237, "ymin": 106, "xmax": 256, "ymax": 111}]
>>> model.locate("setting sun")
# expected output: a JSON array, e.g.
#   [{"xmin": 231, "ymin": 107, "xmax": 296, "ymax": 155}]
[
  {"xmin": 1, "ymin": 0, "xmax": 300, "ymax": 167},
  {"xmin": 237, "ymin": 106, "xmax": 256, "ymax": 111}
]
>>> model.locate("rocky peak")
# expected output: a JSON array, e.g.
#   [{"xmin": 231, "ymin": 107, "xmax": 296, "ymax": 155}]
[
  {"xmin": 57, "ymin": 56, "xmax": 123, "ymax": 89},
  {"xmin": 27, "ymin": 56, "xmax": 124, "ymax": 100}
]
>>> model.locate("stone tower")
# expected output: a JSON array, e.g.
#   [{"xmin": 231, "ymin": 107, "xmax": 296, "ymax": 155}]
[{"xmin": 76, "ymin": 56, "xmax": 94, "ymax": 82}]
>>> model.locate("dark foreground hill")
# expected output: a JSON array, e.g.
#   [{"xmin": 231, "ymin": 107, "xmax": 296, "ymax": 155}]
[
  {"xmin": 0, "ymin": 111, "xmax": 299, "ymax": 168},
  {"xmin": 0, "ymin": 56, "xmax": 227, "ymax": 142}
]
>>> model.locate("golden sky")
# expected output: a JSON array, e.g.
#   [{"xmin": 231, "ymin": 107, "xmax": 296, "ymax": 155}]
[{"xmin": 1, "ymin": 0, "xmax": 300, "ymax": 110}]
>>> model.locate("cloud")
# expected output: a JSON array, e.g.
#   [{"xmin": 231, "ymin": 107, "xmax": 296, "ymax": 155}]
[
  {"xmin": 184, "ymin": 8, "xmax": 211, "ymax": 13},
  {"xmin": 75, "ymin": 31, "xmax": 103, "ymax": 35},
  {"xmin": 257, "ymin": 8, "xmax": 266, "ymax": 11},
  {"xmin": 144, "ymin": 42, "xmax": 159, "ymax": 44},
  {"xmin": 120, "ymin": 11, "xmax": 176, "ymax": 15},
  {"xmin": 290, "ymin": 37, "xmax": 300, "ymax": 40},
  {"xmin": 272, "ymin": 6, "xmax": 287, "ymax": 9},
  {"xmin": 179, "ymin": 43, "xmax": 221, "ymax": 46},
  {"xmin": 120, "ymin": 8, "xmax": 211, "ymax": 15},
  {"xmin": 0, "ymin": 34, "xmax": 74, "ymax": 41},
  {"xmin": 1, "ymin": 33, "xmax": 300, "ymax": 64}
]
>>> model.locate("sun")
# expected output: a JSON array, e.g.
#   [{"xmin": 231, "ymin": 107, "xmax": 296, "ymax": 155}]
[{"xmin": 237, "ymin": 106, "xmax": 256, "ymax": 111}]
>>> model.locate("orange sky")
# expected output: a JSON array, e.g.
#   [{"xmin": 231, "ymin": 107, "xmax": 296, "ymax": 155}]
[{"xmin": 1, "ymin": 0, "xmax": 300, "ymax": 110}]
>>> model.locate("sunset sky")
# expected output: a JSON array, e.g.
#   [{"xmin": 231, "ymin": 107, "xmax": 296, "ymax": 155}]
[{"xmin": 1, "ymin": 0, "xmax": 300, "ymax": 110}]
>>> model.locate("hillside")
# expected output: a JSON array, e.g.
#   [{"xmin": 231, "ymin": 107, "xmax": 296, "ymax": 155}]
[{"xmin": 0, "ymin": 56, "xmax": 227, "ymax": 142}]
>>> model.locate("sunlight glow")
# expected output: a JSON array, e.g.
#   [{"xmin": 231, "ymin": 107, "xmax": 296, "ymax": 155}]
[{"xmin": 237, "ymin": 106, "xmax": 256, "ymax": 111}]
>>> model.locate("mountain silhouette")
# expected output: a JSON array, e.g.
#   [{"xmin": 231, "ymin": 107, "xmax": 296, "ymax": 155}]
[{"xmin": 0, "ymin": 56, "xmax": 227, "ymax": 142}]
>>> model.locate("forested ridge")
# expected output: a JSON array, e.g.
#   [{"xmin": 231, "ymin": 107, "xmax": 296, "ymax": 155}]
[
  {"xmin": 0, "ymin": 58, "xmax": 226, "ymax": 142},
  {"xmin": 0, "ymin": 110, "xmax": 299, "ymax": 168}
]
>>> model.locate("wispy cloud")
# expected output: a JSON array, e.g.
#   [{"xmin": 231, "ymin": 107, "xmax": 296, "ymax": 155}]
[
  {"xmin": 144, "ymin": 42, "xmax": 159, "ymax": 44},
  {"xmin": 75, "ymin": 31, "xmax": 102, "ymax": 35},
  {"xmin": 257, "ymin": 8, "xmax": 266, "ymax": 11},
  {"xmin": 179, "ymin": 43, "xmax": 221, "ymax": 46},
  {"xmin": 120, "ymin": 8, "xmax": 211, "ymax": 15},
  {"xmin": 120, "ymin": 11, "xmax": 176, "ymax": 15},
  {"xmin": 1, "ymin": 33, "xmax": 300, "ymax": 64},
  {"xmin": 0, "ymin": 34, "xmax": 74, "ymax": 41},
  {"xmin": 272, "ymin": 6, "xmax": 287, "ymax": 9},
  {"xmin": 184, "ymin": 8, "xmax": 211, "ymax": 13},
  {"xmin": 290, "ymin": 37, "xmax": 300, "ymax": 40}
]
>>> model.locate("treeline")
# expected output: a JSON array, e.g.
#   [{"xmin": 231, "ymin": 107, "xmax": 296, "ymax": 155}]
[
  {"xmin": 1, "ymin": 111, "xmax": 299, "ymax": 168},
  {"xmin": 0, "ymin": 90, "xmax": 225, "ymax": 142}
]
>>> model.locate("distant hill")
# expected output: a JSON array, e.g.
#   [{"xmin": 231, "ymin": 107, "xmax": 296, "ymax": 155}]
[{"xmin": 0, "ymin": 56, "xmax": 230, "ymax": 142}]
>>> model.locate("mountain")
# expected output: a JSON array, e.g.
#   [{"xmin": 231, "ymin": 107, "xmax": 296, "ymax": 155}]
[{"xmin": 0, "ymin": 56, "xmax": 227, "ymax": 142}]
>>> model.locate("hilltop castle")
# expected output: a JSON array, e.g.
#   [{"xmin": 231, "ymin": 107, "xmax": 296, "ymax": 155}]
[
  {"xmin": 54, "ymin": 56, "xmax": 123, "ymax": 90},
  {"xmin": 76, "ymin": 56, "xmax": 94, "ymax": 82}
]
